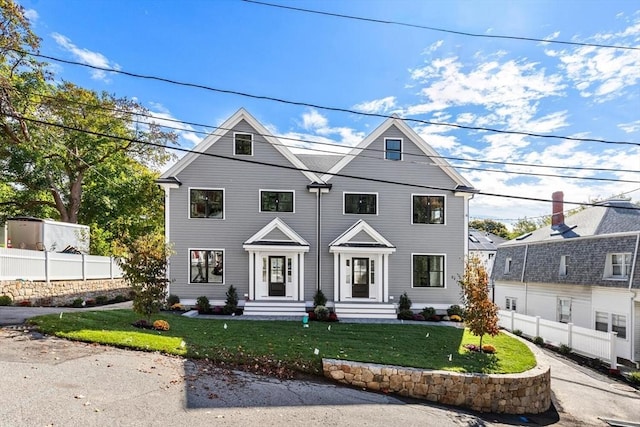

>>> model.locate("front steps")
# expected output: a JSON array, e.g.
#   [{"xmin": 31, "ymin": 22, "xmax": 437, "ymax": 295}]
[
  {"xmin": 334, "ymin": 302, "xmax": 397, "ymax": 319},
  {"xmin": 243, "ymin": 301, "xmax": 307, "ymax": 317}
]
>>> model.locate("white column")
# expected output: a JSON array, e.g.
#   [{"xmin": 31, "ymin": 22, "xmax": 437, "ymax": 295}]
[
  {"xmin": 333, "ymin": 253, "xmax": 340, "ymax": 302},
  {"xmin": 248, "ymin": 251, "xmax": 255, "ymax": 300},
  {"xmin": 383, "ymin": 253, "xmax": 389, "ymax": 303},
  {"xmin": 298, "ymin": 253, "xmax": 304, "ymax": 302}
]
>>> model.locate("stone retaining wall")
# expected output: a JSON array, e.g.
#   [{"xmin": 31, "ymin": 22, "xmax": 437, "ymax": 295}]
[
  {"xmin": 323, "ymin": 342, "xmax": 551, "ymax": 414},
  {"xmin": 0, "ymin": 279, "xmax": 129, "ymax": 306}
]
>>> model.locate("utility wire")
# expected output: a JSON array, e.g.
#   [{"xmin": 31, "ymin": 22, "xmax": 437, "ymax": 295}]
[
  {"xmin": 243, "ymin": 0, "xmax": 639, "ymax": 51},
  {"xmin": 5, "ymin": 111, "xmax": 640, "ymax": 212},
  {"xmin": 11, "ymin": 48, "xmax": 640, "ymax": 147},
  {"xmin": 23, "ymin": 90, "xmax": 640, "ymax": 178}
]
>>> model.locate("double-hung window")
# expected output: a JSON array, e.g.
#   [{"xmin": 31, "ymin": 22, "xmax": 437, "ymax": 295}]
[
  {"xmin": 412, "ymin": 254, "xmax": 445, "ymax": 288},
  {"xmin": 559, "ymin": 255, "xmax": 568, "ymax": 276},
  {"xmin": 412, "ymin": 195, "xmax": 445, "ymax": 224},
  {"xmin": 604, "ymin": 253, "xmax": 632, "ymax": 279},
  {"xmin": 189, "ymin": 249, "xmax": 224, "ymax": 284},
  {"xmin": 505, "ymin": 297, "xmax": 517, "ymax": 311},
  {"xmin": 385, "ymin": 138, "xmax": 402, "ymax": 160},
  {"xmin": 558, "ymin": 298, "xmax": 571, "ymax": 323},
  {"xmin": 344, "ymin": 193, "xmax": 377, "ymax": 215},
  {"xmin": 505, "ymin": 257, "xmax": 512, "ymax": 274},
  {"xmin": 190, "ymin": 189, "xmax": 224, "ymax": 219},
  {"xmin": 234, "ymin": 133, "xmax": 253, "ymax": 155},
  {"xmin": 260, "ymin": 190, "xmax": 294, "ymax": 212}
]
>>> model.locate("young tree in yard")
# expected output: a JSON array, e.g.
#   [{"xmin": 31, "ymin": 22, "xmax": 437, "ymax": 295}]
[
  {"xmin": 457, "ymin": 254, "xmax": 500, "ymax": 350},
  {"xmin": 119, "ymin": 233, "xmax": 172, "ymax": 321}
]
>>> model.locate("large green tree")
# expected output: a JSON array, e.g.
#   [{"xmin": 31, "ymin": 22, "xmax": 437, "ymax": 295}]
[{"xmin": 469, "ymin": 219, "xmax": 510, "ymax": 239}]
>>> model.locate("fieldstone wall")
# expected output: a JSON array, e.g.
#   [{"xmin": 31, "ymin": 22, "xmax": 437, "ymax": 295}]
[
  {"xmin": 323, "ymin": 352, "xmax": 551, "ymax": 414},
  {"xmin": 0, "ymin": 279, "xmax": 129, "ymax": 306}
]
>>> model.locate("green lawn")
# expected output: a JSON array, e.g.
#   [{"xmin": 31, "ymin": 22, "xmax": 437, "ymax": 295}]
[{"xmin": 29, "ymin": 310, "xmax": 536, "ymax": 376}]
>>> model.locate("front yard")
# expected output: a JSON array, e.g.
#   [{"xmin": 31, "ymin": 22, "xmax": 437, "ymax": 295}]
[{"xmin": 29, "ymin": 310, "xmax": 536, "ymax": 377}]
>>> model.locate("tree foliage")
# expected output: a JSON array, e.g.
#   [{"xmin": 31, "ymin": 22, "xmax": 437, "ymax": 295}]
[
  {"xmin": 469, "ymin": 219, "xmax": 510, "ymax": 239},
  {"xmin": 509, "ymin": 217, "xmax": 543, "ymax": 239},
  {"xmin": 457, "ymin": 254, "xmax": 500, "ymax": 349},
  {"xmin": 118, "ymin": 233, "xmax": 172, "ymax": 321}
]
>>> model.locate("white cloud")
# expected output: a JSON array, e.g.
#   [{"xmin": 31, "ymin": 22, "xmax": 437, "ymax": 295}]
[
  {"xmin": 51, "ymin": 33, "xmax": 120, "ymax": 81},
  {"xmin": 352, "ymin": 96, "xmax": 397, "ymax": 114},
  {"xmin": 301, "ymin": 109, "xmax": 328, "ymax": 130},
  {"xmin": 23, "ymin": 9, "xmax": 38, "ymax": 22},
  {"xmin": 618, "ymin": 120, "xmax": 640, "ymax": 133}
]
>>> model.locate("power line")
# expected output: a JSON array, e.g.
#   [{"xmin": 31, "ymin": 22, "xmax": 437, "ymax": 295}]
[
  {"xmin": 12, "ymin": 48, "xmax": 640, "ymax": 147},
  {"xmin": 5, "ymin": 111, "xmax": 640, "ymax": 212},
  {"xmin": 23, "ymin": 90, "xmax": 640, "ymax": 180},
  {"xmin": 243, "ymin": 0, "xmax": 640, "ymax": 51}
]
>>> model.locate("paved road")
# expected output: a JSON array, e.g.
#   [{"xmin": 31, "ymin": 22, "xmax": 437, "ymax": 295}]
[{"xmin": 1, "ymin": 306, "xmax": 639, "ymax": 426}]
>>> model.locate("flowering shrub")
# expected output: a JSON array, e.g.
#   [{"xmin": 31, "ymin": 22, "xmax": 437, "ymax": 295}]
[
  {"xmin": 412, "ymin": 313, "xmax": 425, "ymax": 321},
  {"xmin": 314, "ymin": 305, "xmax": 329, "ymax": 321},
  {"xmin": 481, "ymin": 344, "xmax": 496, "ymax": 354},
  {"xmin": 153, "ymin": 320, "xmax": 170, "ymax": 331},
  {"xmin": 327, "ymin": 312, "xmax": 339, "ymax": 322},
  {"xmin": 449, "ymin": 314, "xmax": 462, "ymax": 322},
  {"xmin": 170, "ymin": 303, "xmax": 184, "ymax": 311},
  {"xmin": 464, "ymin": 343, "xmax": 480, "ymax": 352},
  {"xmin": 18, "ymin": 300, "xmax": 32, "ymax": 307}
]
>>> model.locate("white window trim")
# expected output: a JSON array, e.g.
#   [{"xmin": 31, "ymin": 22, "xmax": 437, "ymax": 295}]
[
  {"xmin": 504, "ymin": 257, "xmax": 512, "ymax": 274},
  {"xmin": 411, "ymin": 253, "xmax": 446, "ymax": 289},
  {"xmin": 258, "ymin": 189, "xmax": 295, "ymax": 213},
  {"xmin": 603, "ymin": 252, "xmax": 632, "ymax": 280},
  {"xmin": 559, "ymin": 255, "xmax": 568, "ymax": 276},
  {"xmin": 343, "ymin": 191, "xmax": 379, "ymax": 216},
  {"xmin": 188, "ymin": 187, "xmax": 225, "ymax": 220},
  {"xmin": 505, "ymin": 297, "xmax": 517, "ymax": 311},
  {"xmin": 188, "ymin": 248, "xmax": 225, "ymax": 285},
  {"xmin": 557, "ymin": 297, "xmax": 571, "ymax": 323},
  {"xmin": 410, "ymin": 193, "xmax": 447, "ymax": 225},
  {"xmin": 384, "ymin": 137, "xmax": 403, "ymax": 161},
  {"xmin": 233, "ymin": 132, "xmax": 253, "ymax": 156}
]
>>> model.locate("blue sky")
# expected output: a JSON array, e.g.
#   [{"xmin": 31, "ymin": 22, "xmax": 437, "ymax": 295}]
[{"xmin": 18, "ymin": 0, "xmax": 640, "ymax": 225}]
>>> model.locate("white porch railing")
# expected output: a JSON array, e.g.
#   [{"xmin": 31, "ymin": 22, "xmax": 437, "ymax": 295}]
[
  {"xmin": 498, "ymin": 310, "xmax": 618, "ymax": 369},
  {"xmin": 0, "ymin": 247, "xmax": 123, "ymax": 282}
]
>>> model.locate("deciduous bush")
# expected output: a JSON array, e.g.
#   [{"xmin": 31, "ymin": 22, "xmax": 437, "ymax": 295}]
[
  {"xmin": 0, "ymin": 295, "xmax": 12, "ymax": 306},
  {"xmin": 153, "ymin": 319, "xmax": 170, "ymax": 331}
]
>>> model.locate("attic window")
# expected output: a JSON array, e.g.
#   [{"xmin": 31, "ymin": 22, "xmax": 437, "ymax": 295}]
[
  {"xmin": 234, "ymin": 133, "xmax": 253, "ymax": 156},
  {"xmin": 385, "ymin": 138, "xmax": 402, "ymax": 161}
]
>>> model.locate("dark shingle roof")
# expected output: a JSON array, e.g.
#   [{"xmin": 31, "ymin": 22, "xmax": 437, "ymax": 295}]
[
  {"xmin": 296, "ymin": 154, "xmax": 343, "ymax": 174},
  {"xmin": 468, "ymin": 229, "xmax": 507, "ymax": 250}
]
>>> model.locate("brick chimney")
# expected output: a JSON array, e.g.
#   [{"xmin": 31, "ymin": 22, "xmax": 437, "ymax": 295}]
[{"xmin": 552, "ymin": 191, "xmax": 564, "ymax": 226}]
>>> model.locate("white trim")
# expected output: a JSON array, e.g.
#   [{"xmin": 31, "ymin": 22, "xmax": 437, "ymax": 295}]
[
  {"xmin": 342, "ymin": 191, "xmax": 378, "ymax": 216},
  {"xmin": 160, "ymin": 108, "xmax": 321, "ymax": 182},
  {"xmin": 411, "ymin": 253, "xmax": 446, "ymax": 289},
  {"xmin": 329, "ymin": 219, "xmax": 395, "ymax": 250},
  {"xmin": 187, "ymin": 248, "xmax": 225, "ymax": 285},
  {"xmin": 188, "ymin": 187, "xmax": 225, "ymax": 220},
  {"xmin": 604, "ymin": 252, "xmax": 633, "ymax": 281},
  {"xmin": 244, "ymin": 217, "xmax": 310, "ymax": 247},
  {"xmin": 384, "ymin": 137, "xmax": 403, "ymax": 161},
  {"xmin": 321, "ymin": 116, "xmax": 472, "ymax": 186},
  {"xmin": 233, "ymin": 132, "xmax": 254, "ymax": 156},
  {"xmin": 411, "ymin": 193, "xmax": 447, "ymax": 226},
  {"xmin": 259, "ymin": 189, "xmax": 295, "ymax": 213}
]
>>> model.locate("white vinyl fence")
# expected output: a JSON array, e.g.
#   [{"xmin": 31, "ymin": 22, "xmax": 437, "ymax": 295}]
[
  {"xmin": 0, "ymin": 247, "xmax": 122, "ymax": 282},
  {"xmin": 498, "ymin": 310, "xmax": 618, "ymax": 369}
]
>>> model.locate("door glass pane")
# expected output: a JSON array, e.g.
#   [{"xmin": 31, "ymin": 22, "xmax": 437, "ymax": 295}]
[
  {"xmin": 353, "ymin": 258, "xmax": 369, "ymax": 285},
  {"xmin": 270, "ymin": 257, "xmax": 284, "ymax": 283}
]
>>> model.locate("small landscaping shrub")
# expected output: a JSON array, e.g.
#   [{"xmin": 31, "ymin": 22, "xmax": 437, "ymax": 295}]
[
  {"xmin": 629, "ymin": 371, "xmax": 640, "ymax": 385},
  {"xmin": 412, "ymin": 313, "xmax": 425, "ymax": 321},
  {"xmin": 131, "ymin": 319, "xmax": 151, "ymax": 329},
  {"xmin": 397, "ymin": 309, "xmax": 414, "ymax": 320},
  {"xmin": 398, "ymin": 292, "xmax": 412, "ymax": 311},
  {"xmin": 223, "ymin": 285, "xmax": 239, "ymax": 315},
  {"xmin": 449, "ymin": 314, "xmax": 462, "ymax": 322},
  {"xmin": 307, "ymin": 310, "xmax": 317, "ymax": 321},
  {"xmin": 447, "ymin": 304, "xmax": 464, "ymax": 318},
  {"xmin": 153, "ymin": 319, "xmax": 170, "ymax": 331},
  {"xmin": 84, "ymin": 298, "xmax": 96, "ymax": 307},
  {"xmin": 170, "ymin": 303, "xmax": 185, "ymax": 311},
  {"xmin": 18, "ymin": 300, "xmax": 32, "ymax": 307},
  {"xmin": 327, "ymin": 311, "xmax": 339, "ymax": 322},
  {"xmin": 71, "ymin": 298, "xmax": 84, "ymax": 308},
  {"xmin": 112, "ymin": 294, "xmax": 126, "ymax": 303},
  {"xmin": 0, "ymin": 295, "xmax": 12, "ymax": 306},
  {"xmin": 95, "ymin": 295, "xmax": 109, "ymax": 305},
  {"xmin": 313, "ymin": 289, "xmax": 327, "ymax": 307},
  {"xmin": 559, "ymin": 344, "xmax": 572, "ymax": 355},
  {"xmin": 212, "ymin": 306, "xmax": 223, "ymax": 315},
  {"xmin": 513, "ymin": 329, "xmax": 523, "ymax": 336},
  {"xmin": 533, "ymin": 336, "xmax": 545, "ymax": 346},
  {"xmin": 314, "ymin": 305, "xmax": 329, "ymax": 321},
  {"xmin": 481, "ymin": 344, "xmax": 496, "ymax": 354},
  {"xmin": 167, "ymin": 294, "xmax": 180, "ymax": 306},
  {"xmin": 196, "ymin": 296, "xmax": 211, "ymax": 314},
  {"xmin": 421, "ymin": 307, "xmax": 436, "ymax": 318},
  {"xmin": 464, "ymin": 343, "xmax": 479, "ymax": 352}
]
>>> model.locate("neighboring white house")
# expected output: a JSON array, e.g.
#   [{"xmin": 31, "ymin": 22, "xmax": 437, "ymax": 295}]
[
  {"xmin": 157, "ymin": 108, "xmax": 478, "ymax": 318},
  {"xmin": 492, "ymin": 191, "xmax": 640, "ymax": 364},
  {"xmin": 468, "ymin": 228, "xmax": 506, "ymax": 276}
]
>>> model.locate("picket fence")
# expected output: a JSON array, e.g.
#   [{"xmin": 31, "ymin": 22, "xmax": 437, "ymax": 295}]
[
  {"xmin": 498, "ymin": 310, "xmax": 618, "ymax": 369},
  {"xmin": 0, "ymin": 247, "xmax": 123, "ymax": 282}
]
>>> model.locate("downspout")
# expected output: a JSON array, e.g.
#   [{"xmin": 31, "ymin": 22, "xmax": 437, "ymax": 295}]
[
  {"xmin": 629, "ymin": 233, "xmax": 639, "ymax": 364},
  {"xmin": 316, "ymin": 189, "xmax": 321, "ymax": 292},
  {"xmin": 522, "ymin": 244, "xmax": 529, "ymax": 315}
]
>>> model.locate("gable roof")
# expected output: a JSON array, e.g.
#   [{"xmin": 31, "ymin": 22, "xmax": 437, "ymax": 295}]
[
  {"xmin": 243, "ymin": 217, "xmax": 309, "ymax": 248},
  {"xmin": 320, "ymin": 115, "xmax": 473, "ymax": 188},
  {"xmin": 160, "ymin": 108, "xmax": 321, "ymax": 182},
  {"xmin": 329, "ymin": 219, "xmax": 395, "ymax": 250},
  {"xmin": 504, "ymin": 199, "xmax": 640, "ymax": 246}
]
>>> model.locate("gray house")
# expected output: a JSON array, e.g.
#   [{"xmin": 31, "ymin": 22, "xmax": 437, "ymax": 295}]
[
  {"xmin": 492, "ymin": 191, "xmax": 640, "ymax": 363},
  {"xmin": 468, "ymin": 228, "xmax": 507, "ymax": 276},
  {"xmin": 157, "ymin": 108, "xmax": 476, "ymax": 318}
]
